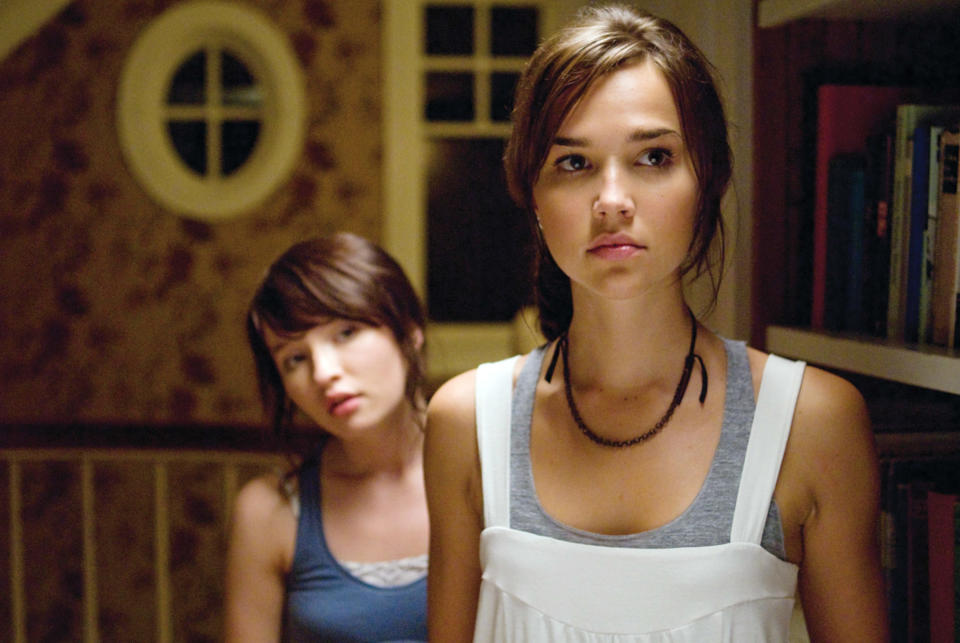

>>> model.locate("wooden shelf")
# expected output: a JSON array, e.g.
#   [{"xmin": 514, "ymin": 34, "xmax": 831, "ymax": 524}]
[
  {"xmin": 875, "ymin": 432, "xmax": 960, "ymax": 459},
  {"xmin": 757, "ymin": 0, "xmax": 960, "ymax": 28},
  {"xmin": 766, "ymin": 326, "xmax": 960, "ymax": 395}
]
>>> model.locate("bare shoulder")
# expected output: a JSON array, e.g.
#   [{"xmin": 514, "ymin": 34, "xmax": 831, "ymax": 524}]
[
  {"xmin": 745, "ymin": 346, "xmax": 870, "ymax": 440},
  {"xmin": 750, "ymin": 348, "xmax": 877, "ymax": 521},
  {"xmin": 792, "ymin": 360, "xmax": 872, "ymax": 453},
  {"xmin": 229, "ymin": 472, "xmax": 297, "ymax": 553},
  {"xmin": 747, "ymin": 346, "xmax": 876, "ymax": 496},
  {"xmin": 425, "ymin": 369, "xmax": 481, "ymax": 490},
  {"xmin": 427, "ymin": 353, "xmax": 529, "ymax": 442},
  {"xmin": 427, "ymin": 368, "xmax": 478, "ymax": 427}
]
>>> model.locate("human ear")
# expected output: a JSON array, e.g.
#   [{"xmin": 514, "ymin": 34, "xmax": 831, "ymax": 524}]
[{"xmin": 410, "ymin": 326, "xmax": 425, "ymax": 352}]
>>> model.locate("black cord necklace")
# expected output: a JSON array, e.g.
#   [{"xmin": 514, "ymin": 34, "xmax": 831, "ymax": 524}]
[{"xmin": 545, "ymin": 308, "xmax": 708, "ymax": 448}]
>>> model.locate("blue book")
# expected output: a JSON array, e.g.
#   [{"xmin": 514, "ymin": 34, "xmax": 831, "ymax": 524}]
[{"xmin": 825, "ymin": 154, "xmax": 867, "ymax": 331}]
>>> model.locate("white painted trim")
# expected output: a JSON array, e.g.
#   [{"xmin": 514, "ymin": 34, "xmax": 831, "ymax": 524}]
[
  {"xmin": 154, "ymin": 463, "xmax": 171, "ymax": 643},
  {"xmin": 9, "ymin": 460, "xmax": 25, "ymax": 643},
  {"xmin": 383, "ymin": 1, "xmax": 562, "ymax": 381},
  {"xmin": 0, "ymin": 0, "xmax": 72, "ymax": 62},
  {"xmin": 116, "ymin": 1, "xmax": 306, "ymax": 220},
  {"xmin": 382, "ymin": 0, "xmax": 425, "ymax": 292},
  {"xmin": 81, "ymin": 457, "xmax": 99, "ymax": 643}
]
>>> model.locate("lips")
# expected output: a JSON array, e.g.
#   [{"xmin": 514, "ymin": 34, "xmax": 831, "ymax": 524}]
[
  {"xmin": 326, "ymin": 393, "xmax": 359, "ymax": 416},
  {"xmin": 587, "ymin": 233, "xmax": 645, "ymax": 258}
]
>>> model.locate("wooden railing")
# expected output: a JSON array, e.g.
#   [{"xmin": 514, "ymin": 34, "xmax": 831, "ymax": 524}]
[{"xmin": 2, "ymin": 445, "xmax": 283, "ymax": 642}]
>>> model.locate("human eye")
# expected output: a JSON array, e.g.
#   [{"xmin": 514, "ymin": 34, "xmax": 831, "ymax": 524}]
[
  {"xmin": 637, "ymin": 147, "xmax": 673, "ymax": 167},
  {"xmin": 334, "ymin": 322, "xmax": 362, "ymax": 343},
  {"xmin": 280, "ymin": 351, "xmax": 307, "ymax": 373},
  {"xmin": 554, "ymin": 154, "xmax": 590, "ymax": 172},
  {"xmin": 637, "ymin": 147, "xmax": 674, "ymax": 168}
]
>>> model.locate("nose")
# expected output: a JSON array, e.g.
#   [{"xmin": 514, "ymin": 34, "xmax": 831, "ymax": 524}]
[
  {"xmin": 310, "ymin": 344, "xmax": 342, "ymax": 387},
  {"xmin": 593, "ymin": 165, "xmax": 635, "ymax": 218}
]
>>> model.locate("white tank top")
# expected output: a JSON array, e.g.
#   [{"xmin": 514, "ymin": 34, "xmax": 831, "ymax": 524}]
[{"xmin": 472, "ymin": 351, "xmax": 805, "ymax": 642}]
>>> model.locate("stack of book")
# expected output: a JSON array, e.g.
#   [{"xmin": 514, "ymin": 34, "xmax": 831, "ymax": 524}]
[
  {"xmin": 811, "ymin": 85, "xmax": 960, "ymax": 348},
  {"xmin": 881, "ymin": 459, "xmax": 960, "ymax": 642}
]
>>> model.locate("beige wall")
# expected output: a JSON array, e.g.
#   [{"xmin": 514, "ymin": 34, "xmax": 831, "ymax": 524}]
[{"xmin": 0, "ymin": 0, "xmax": 383, "ymax": 425}]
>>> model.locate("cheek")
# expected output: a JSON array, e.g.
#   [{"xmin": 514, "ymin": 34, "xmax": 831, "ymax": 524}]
[{"xmin": 532, "ymin": 183, "xmax": 580, "ymax": 231}]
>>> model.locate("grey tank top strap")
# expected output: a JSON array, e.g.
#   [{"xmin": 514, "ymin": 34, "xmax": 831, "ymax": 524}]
[{"xmin": 508, "ymin": 338, "xmax": 788, "ymax": 559}]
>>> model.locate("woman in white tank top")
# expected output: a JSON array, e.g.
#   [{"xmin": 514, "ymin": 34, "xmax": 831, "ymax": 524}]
[{"xmin": 424, "ymin": 4, "xmax": 888, "ymax": 641}]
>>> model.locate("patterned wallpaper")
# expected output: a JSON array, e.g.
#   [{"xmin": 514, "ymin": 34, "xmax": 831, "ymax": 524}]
[{"xmin": 0, "ymin": 0, "xmax": 383, "ymax": 426}]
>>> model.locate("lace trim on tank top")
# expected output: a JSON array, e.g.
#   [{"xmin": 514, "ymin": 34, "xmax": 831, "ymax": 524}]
[{"xmin": 340, "ymin": 554, "xmax": 429, "ymax": 587}]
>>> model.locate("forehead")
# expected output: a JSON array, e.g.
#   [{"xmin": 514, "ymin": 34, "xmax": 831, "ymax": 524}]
[
  {"xmin": 261, "ymin": 318, "xmax": 330, "ymax": 351},
  {"xmin": 556, "ymin": 59, "xmax": 680, "ymax": 137}
]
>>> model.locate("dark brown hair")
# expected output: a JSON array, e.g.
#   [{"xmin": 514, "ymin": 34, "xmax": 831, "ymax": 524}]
[
  {"xmin": 504, "ymin": 3, "xmax": 732, "ymax": 340},
  {"xmin": 247, "ymin": 233, "xmax": 426, "ymax": 446}
]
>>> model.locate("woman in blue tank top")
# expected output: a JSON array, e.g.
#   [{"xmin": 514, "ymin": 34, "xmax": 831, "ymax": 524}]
[
  {"xmin": 424, "ymin": 4, "xmax": 889, "ymax": 641},
  {"xmin": 225, "ymin": 233, "xmax": 429, "ymax": 642}
]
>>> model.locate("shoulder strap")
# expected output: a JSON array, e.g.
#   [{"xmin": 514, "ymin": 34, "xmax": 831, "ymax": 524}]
[
  {"xmin": 730, "ymin": 354, "xmax": 806, "ymax": 544},
  {"xmin": 475, "ymin": 356, "xmax": 521, "ymax": 529}
]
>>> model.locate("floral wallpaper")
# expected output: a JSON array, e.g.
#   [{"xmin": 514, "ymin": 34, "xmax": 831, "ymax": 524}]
[{"xmin": 0, "ymin": 0, "xmax": 383, "ymax": 426}]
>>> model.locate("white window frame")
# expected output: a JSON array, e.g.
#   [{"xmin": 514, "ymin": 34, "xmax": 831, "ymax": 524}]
[
  {"xmin": 116, "ymin": 1, "xmax": 306, "ymax": 221},
  {"xmin": 383, "ymin": 0, "xmax": 570, "ymax": 381}
]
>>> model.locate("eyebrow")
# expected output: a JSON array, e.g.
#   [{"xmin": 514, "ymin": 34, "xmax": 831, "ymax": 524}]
[
  {"xmin": 552, "ymin": 127, "xmax": 680, "ymax": 148},
  {"xmin": 265, "ymin": 331, "xmax": 306, "ymax": 354}
]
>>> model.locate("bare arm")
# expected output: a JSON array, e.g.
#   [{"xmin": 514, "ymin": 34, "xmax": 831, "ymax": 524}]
[
  {"xmin": 424, "ymin": 371, "xmax": 485, "ymax": 642},
  {"xmin": 790, "ymin": 368, "xmax": 889, "ymax": 642},
  {"xmin": 223, "ymin": 475, "xmax": 295, "ymax": 643}
]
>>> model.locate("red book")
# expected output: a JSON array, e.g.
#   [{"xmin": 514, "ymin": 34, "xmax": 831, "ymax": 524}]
[
  {"xmin": 812, "ymin": 86, "xmax": 913, "ymax": 328},
  {"xmin": 929, "ymin": 491, "xmax": 957, "ymax": 643}
]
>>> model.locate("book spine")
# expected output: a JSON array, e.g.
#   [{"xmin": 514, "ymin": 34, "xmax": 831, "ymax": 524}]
[
  {"xmin": 846, "ymin": 163, "xmax": 867, "ymax": 331},
  {"xmin": 928, "ymin": 491, "xmax": 957, "ymax": 643},
  {"xmin": 954, "ymin": 501, "xmax": 960, "ymax": 643},
  {"xmin": 867, "ymin": 132, "xmax": 895, "ymax": 336},
  {"xmin": 907, "ymin": 481, "xmax": 932, "ymax": 642},
  {"xmin": 932, "ymin": 129, "xmax": 960, "ymax": 347},
  {"xmin": 888, "ymin": 106, "xmax": 916, "ymax": 341},
  {"xmin": 920, "ymin": 126, "xmax": 946, "ymax": 343},
  {"xmin": 905, "ymin": 125, "xmax": 932, "ymax": 343}
]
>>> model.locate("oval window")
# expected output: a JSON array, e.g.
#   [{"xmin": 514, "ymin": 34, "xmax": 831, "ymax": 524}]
[{"xmin": 117, "ymin": 1, "xmax": 306, "ymax": 220}]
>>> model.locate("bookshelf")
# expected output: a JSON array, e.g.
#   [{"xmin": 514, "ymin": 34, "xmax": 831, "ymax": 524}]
[
  {"xmin": 754, "ymin": 6, "xmax": 960, "ymax": 637},
  {"xmin": 752, "ymin": 0, "xmax": 960, "ymax": 394}
]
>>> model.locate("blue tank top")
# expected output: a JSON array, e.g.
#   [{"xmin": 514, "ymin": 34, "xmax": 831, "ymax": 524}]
[{"xmin": 285, "ymin": 461, "xmax": 428, "ymax": 642}]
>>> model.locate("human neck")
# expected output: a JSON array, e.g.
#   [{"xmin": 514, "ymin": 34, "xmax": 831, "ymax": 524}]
[
  {"xmin": 323, "ymin": 407, "xmax": 424, "ymax": 478},
  {"xmin": 563, "ymin": 290, "xmax": 695, "ymax": 388}
]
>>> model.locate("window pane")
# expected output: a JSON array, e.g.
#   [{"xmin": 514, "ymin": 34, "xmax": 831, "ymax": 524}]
[
  {"xmin": 221, "ymin": 50, "xmax": 262, "ymax": 107},
  {"xmin": 168, "ymin": 51, "xmax": 206, "ymax": 104},
  {"xmin": 490, "ymin": 72, "xmax": 519, "ymax": 122},
  {"xmin": 167, "ymin": 121, "xmax": 207, "ymax": 175},
  {"xmin": 426, "ymin": 72, "xmax": 475, "ymax": 121},
  {"xmin": 490, "ymin": 7, "xmax": 538, "ymax": 56},
  {"xmin": 427, "ymin": 138, "xmax": 534, "ymax": 321},
  {"xmin": 425, "ymin": 5, "xmax": 474, "ymax": 55},
  {"xmin": 221, "ymin": 120, "xmax": 260, "ymax": 175}
]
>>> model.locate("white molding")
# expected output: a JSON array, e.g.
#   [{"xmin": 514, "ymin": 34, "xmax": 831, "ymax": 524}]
[
  {"xmin": 382, "ymin": 0, "xmax": 425, "ymax": 291},
  {"xmin": 383, "ymin": 0, "xmax": 561, "ymax": 380},
  {"xmin": 116, "ymin": 1, "xmax": 306, "ymax": 220}
]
